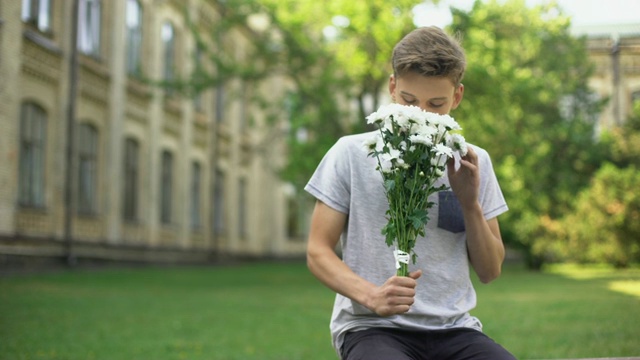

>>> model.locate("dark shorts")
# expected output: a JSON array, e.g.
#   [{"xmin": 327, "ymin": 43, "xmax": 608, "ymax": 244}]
[{"xmin": 341, "ymin": 327, "xmax": 516, "ymax": 360}]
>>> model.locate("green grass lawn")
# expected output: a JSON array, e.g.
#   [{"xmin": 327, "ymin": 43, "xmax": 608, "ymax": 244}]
[
  {"xmin": 472, "ymin": 264, "xmax": 640, "ymax": 359},
  {"xmin": 1, "ymin": 262, "xmax": 638, "ymax": 360}
]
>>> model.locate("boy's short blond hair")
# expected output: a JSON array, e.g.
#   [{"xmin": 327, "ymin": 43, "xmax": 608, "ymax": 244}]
[{"xmin": 391, "ymin": 26, "xmax": 466, "ymax": 86}]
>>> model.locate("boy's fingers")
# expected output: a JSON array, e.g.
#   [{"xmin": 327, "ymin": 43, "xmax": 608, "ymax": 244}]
[{"xmin": 409, "ymin": 269, "xmax": 422, "ymax": 280}]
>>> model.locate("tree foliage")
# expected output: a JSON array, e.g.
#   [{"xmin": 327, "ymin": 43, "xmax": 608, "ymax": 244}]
[
  {"xmin": 600, "ymin": 100, "xmax": 640, "ymax": 169},
  {"xmin": 537, "ymin": 162, "xmax": 640, "ymax": 267},
  {"xmin": 449, "ymin": 0, "xmax": 605, "ymax": 268},
  {"xmin": 537, "ymin": 101, "xmax": 640, "ymax": 267},
  {"xmin": 262, "ymin": 0, "xmax": 422, "ymax": 187},
  {"xmin": 182, "ymin": 0, "xmax": 421, "ymax": 189},
  {"xmin": 175, "ymin": 0, "xmax": 638, "ymax": 267}
]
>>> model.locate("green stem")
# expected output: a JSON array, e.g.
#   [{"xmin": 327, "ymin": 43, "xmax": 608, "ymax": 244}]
[{"xmin": 397, "ymin": 261, "xmax": 409, "ymax": 277}]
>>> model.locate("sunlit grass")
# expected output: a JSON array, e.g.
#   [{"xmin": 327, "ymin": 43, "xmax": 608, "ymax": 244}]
[
  {"xmin": 546, "ymin": 263, "xmax": 640, "ymax": 298},
  {"xmin": 474, "ymin": 263, "xmax": 640, "ymax": 359},
  {"xmin": 608, "ymin": 280, "xmax": 640, "ymax": 298},
  {"xmin": 1, "ymin": 262, "xmax": 639, "ymax": 359}
]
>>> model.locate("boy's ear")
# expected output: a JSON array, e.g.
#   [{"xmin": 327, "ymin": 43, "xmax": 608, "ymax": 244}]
[
  {"xmin": 451, "ymin": 84, "xmax": 464, "ymax": 110},
  {"xmin": 388, "ymin": 74, "xmax": 397, "ymax": 101}
]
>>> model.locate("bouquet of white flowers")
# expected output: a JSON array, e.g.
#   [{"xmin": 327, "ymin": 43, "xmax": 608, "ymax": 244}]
[{"xmin": 364, "ymin": 103, "xmax": 468, "ymax": 276}]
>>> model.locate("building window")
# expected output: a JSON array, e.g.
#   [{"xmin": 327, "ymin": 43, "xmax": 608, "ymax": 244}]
[
  {"xmin": 125, "ymin": 0, "xmax": 143, "ymax": 76},
  {"xmin": 123, "ymin": 138, "xmax": 139, "ymax": 221},
  {"xmin": 77, "ymin": 123, "xmax": 98, "ymax": 214},
  {"xmin": 238, "ymin": 177, "xmax": 247, "ymax": 239},
  {"xmin": 215, "ymin": 85, "xmax": 225, "ymax": 123},
  {"xmin": 213, "ymin": 169, "xmax": 225, "ymax": 235},
  {"xmin": 21, "ymin": 0, "xmax": 52, "ymax": 33},
  {"xmin": 287, "ymin": 195, "xmax": 301, "ymax": 240},
  {"xmin": 78, "ymin": 0, "xmax": 101, "ymax": 57},
  {"xmin": 161, "ymin": 21, "xmax": 175, "ymax": 93},
  {"xmin": 632, "ymin": 90, "xmax": 640, "ymax": 105},
  {"xmin": 190, "ymin": 162, "xmax": 202, "ymax": 230},
  {"xmin": 193, "ymin": 45, "xmax": 204, "ymax": 111},
  {"xmin": 18, "ymin": 102, "xmax": 47, "ymax": 208},
  {"xmin": 160, "ymin": 150, "xmax": 173, "ymax": 224},
  {"xmin": 239, "ymin": 82, "xmax": 249, "ymax": 130}
]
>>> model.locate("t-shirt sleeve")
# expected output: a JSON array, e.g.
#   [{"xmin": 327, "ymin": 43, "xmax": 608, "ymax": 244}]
[
  {"xmin": 304, "ymin": 137, "xmax": 351, "ymax": 214},
  {"xmin": 477, "ymin": 148, "xmax": 508, "ymax": 220}
]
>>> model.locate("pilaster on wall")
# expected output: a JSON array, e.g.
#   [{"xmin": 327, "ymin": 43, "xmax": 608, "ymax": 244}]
[
  {"xmin": 105, "ymin": 0, "xmax": 127, "ymax": 244},
  {"xmin": 0, "ymin": 1, "xmax": 22, "ymax": 235}
]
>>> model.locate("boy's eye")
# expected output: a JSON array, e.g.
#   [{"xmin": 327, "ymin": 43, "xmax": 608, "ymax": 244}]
[{"xmin": 402, "ymin": 98, "xmax": 416, "ymax": 104}]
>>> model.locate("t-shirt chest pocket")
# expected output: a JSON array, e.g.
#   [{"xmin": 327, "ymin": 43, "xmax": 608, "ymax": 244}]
[{"xmin": 437, "ymin": 191, "xmax": 466, "ymax": 233}]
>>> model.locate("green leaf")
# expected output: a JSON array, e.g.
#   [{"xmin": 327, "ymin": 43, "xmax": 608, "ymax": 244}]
[
  {"xmin": 410, "ymin": 209, "xmax": 428, "ymax": 230},
  {"xmin": 382, "ymin": 222, "xmax": 396, "ymax": 247},
  {"xmin": 384, "ymin": 179, "xmax": 396, "ymax": 192}
]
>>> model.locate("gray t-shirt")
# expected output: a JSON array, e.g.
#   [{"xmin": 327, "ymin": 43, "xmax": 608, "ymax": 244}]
[{"xmin": 304, "ymin": 131, "xmax": 508, "ymax": 357}]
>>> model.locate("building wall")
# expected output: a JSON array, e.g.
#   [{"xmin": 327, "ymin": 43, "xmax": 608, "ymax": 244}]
[
  {"xmin": 578, "ymin": 25, "xmax": 640, "ymax": 129},
  {"xmin": 0, "ymin": 1, "xmax": 22, "ymax": 236},
  {"xmin": 0, "ymin": 0, "xmax": 306, "ymax": 264}
]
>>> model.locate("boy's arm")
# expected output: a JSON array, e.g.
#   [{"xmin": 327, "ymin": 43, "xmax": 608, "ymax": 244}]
[
  {"xmin": 462, "ymin": 207, "xmax": 505, "ymax": 283},
  {"xmin": 306, "ymin": 200, "xmax": 421, "ymax": 316},
  {"xmin": 447, "ymin": 147, "xmax": 506, "ymax": 283}
]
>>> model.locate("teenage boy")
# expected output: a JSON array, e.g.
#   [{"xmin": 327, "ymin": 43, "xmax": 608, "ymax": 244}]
[{"xmin": 305, "ymin": 26, "xmax": 516, "ymax": 360}]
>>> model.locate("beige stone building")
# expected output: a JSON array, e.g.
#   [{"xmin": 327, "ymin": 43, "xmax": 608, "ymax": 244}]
[
  {"xmin": 572, "ymin": 23, "xmax": 640, "ymax": 129},
  {"xmin": 4, "ymin": 1, "xmax": 636, "ymax": 267},
  {"xmin": 0, "ymin": 0, "xmax": 307, "ymax": 266}
]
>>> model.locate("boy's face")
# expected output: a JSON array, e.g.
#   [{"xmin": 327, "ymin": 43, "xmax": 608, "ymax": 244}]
[{"xmin": 388, "ymin": 72, "xmax": 464, "ymax": 115}]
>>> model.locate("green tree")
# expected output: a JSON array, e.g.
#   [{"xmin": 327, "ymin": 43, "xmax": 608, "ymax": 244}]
[
  {"xmin": 182, "ymin": 0, "xmax": 422, "ymax": 190},
  {"xmin": 600, "ymin": 100, "xmax": 640, "ymax": 169},
  {"xmin": 449, "ymin": 0, "xmax": 604, "ymax": 268},
  {"xmin": 253, "ymin": 0, "xmax": 422, "ymax": 187},
  {"xmin": 537, "ymin": 163, "xmax": 640, "ymax": 267},
  {"xmin": 175, "ymin": 0, "xmax": 614, "ymax": 267}
]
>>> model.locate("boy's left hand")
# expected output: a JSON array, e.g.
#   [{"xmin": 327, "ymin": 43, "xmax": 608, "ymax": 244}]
[{"xmin": 446, "ymin": 146, "xmax": 480, "ymax": 210}]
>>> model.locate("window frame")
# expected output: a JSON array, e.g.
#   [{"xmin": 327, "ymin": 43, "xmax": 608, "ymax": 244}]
[
  {"xmin": 122, "ymin": 137, "xmax": 139, "ymax": 222},
  {"xmin": 76, "ymin": 123, "xmax": 99, "ymax": 215},
  {"xmin": 21, "ymin": 0, "xmax": 52, "ymax": 33},
  {"xmin": 160, "ymin": 150, "xmax": 173, "ymax": 224},
  {"xmin": 161, "ymin": 21, "xmax": 176, "ymax": 90},
  {"xmin": 238, "ymin": 177, "xmax": 247, "ymax": 239},
  {"xmin": 190, "ymin": 161, "xmax": 202, "ymax": 230},
  {"xmin": 18, "ymin": 102, "xmax": 47, "ymax": 208},
  {"xmin": 77, "ymin": 0, "xmax": 102, "ymax": 57},
  {"xmin": 213, "ymin": 169, "xmax": 225, "ymax": 235},
  {"xmin": 125, "ymin": 0, "xmax": 143, "ymax": 76}
]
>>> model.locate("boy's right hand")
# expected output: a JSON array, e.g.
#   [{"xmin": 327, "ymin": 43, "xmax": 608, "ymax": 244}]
[{"xmin": 366, "ymin": 270, "xmax": 422, "ymax": 317}]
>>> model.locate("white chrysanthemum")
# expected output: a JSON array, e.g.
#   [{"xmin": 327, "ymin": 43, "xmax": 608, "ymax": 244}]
[
  {"xmin": 372, "ymin": 103, "xmax": 401, "ymax": 123},
  {"xmin": 447, "ymin": 133, "xmax": 468, "ymax": 156},
  {"xmin": 441, "ymin": 114, "xmax": 462, "ymax": 131},
  {"xmin": 387, "ymin": 147, "xmax": 402, "ymax": 161},
  {"xmin": 431, "ymin": 154, "xmax": 448, "ymax": 167},
  {"xmin": 408, "ymin": 133, "xmax": 433, "ymax": 146},
  {"xmin": 434, "ymin": 143, "xmax": 453, "ymax": 158},
  {"xmin": 423, "ymin": 112, "xmax": 440, "ymax": 126},
  {"xmin": 412, "ymin": 123, "xmax": 438, "ymax": 139},
  {"xmin": 366, "ymin": 111, "xmax": 383, "ymax": 125},
  {"xmin": 362, "ymin": 133, "xmax": 380, "ymax": 150},
  {"xmin": 393, "ymin": 112, "xmax": 412, "ymax": 132},
  {"xmin": 404, "ymin": 105, "xmax": 428, "ymax": 125},
  {"xmin": 379, "ymin": 154, "xmax": 394, "ymax": 173},
  {"xmin": 427, "ymin": 113, "xmax": 461, "ymax": 131}
]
